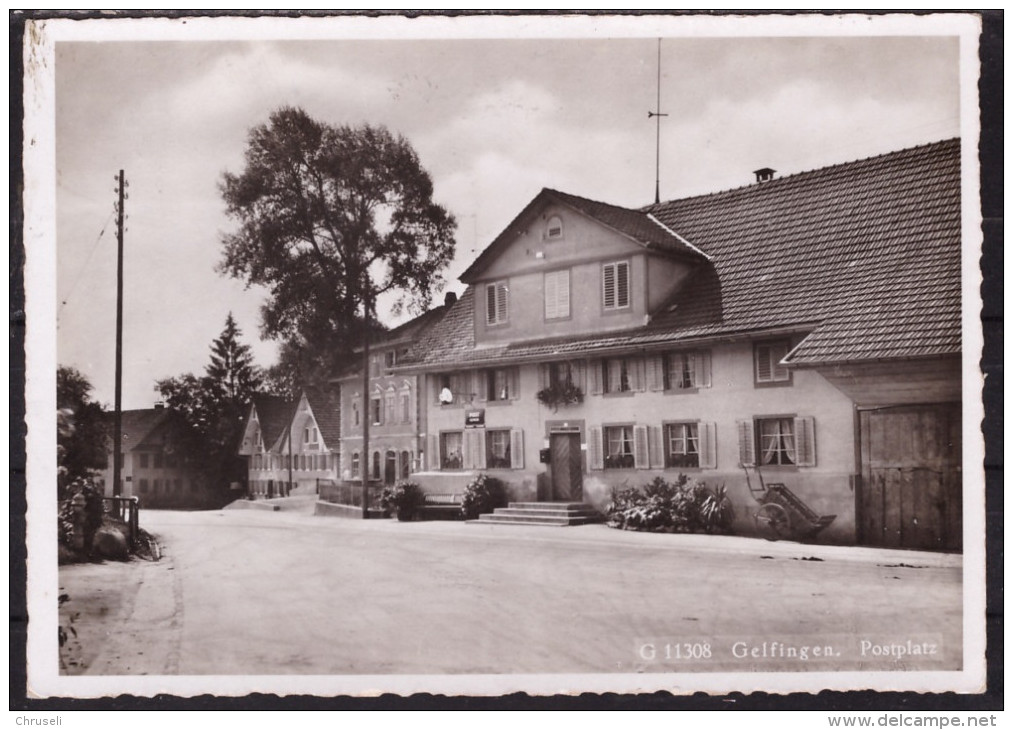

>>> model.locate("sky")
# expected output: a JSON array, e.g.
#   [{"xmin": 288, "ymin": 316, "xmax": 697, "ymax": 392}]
[{"xmin": 45, "ymin": 14, "xmax": 968, "ymax": 410}]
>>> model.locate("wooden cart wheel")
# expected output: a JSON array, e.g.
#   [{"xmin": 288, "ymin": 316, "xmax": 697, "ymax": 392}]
[{"xmin": 755, "ymin": 503, "xmax": 792, "ymax": 541}]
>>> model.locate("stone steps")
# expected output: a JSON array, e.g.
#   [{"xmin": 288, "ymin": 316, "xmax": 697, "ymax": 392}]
[{"xmin": 474, "ymin": 501, "xmax": 603, "ymax": 527}]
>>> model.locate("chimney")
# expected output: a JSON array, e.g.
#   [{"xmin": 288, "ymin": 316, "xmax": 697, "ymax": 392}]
[
  {"xmin": 753, "ymin": 167, "xmax": 776, "ymax": 183},
  {"xmin": 444, "ymin": 291, "xmax": 458, "ymax": 307}
]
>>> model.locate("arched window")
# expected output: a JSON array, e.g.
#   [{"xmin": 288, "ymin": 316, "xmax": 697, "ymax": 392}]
[
  {"xmin": 546, "ymin": 215, "xmax": 563, "ymax": 240},
  {"xmin": 350, "ymin": 452, "xmax": 360, "ymax": 478},
  {"xmin": 372, "ymin": 451, "xmax": 381, "ymax": 480},
  {"xmin": 400, "ymin": 450, "xmax": 411, "ymax": 479}
]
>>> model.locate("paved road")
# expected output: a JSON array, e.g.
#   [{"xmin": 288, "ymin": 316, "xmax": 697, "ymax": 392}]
[{"xmin": 58, "ymin": 505, "xmax": 963, "ymax": 676}]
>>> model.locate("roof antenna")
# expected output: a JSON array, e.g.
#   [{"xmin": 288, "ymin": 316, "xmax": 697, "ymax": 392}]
[{"xmin": 647, "ymin": 38, "xmax": 668, "ymax": 205}]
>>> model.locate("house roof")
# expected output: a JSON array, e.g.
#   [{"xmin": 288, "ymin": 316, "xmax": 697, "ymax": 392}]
[
  {"xmin": 250, "ymin": 394, "xmax": 296, "ymax": 447},
  {"xmin": 105, "ymin": 408, "xmax": 171, "ymax": 452},
  {"xmin": 404, "ymin": 139, "xmax": 962, "ymax": 369},
  {"xmin": 303, "ymin": 386, "xmax": 341, "ymax": 447},
  {"xmin": 460, "ymin": 187, "xmax": 708, "ymax": 283}
]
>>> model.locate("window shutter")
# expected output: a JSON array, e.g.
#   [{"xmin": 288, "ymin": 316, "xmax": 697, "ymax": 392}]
[
  {"xmin": 648, "ymin": 355, "xmax": 665, "ymax": 391},
  {"xmin": 572, "ymin": 360, "xmax": 586, "ymax": 392},
  {"xmin": 794, "ymin": 416, "xmax": 816, "ymax": 467},
  {"xmin": 486, "ymin": 284, "xmax": 497, "ymax": 325},
  {"xmin": 602, "ymin": 264, "xmax": 616, "ymax": 309},
  {"xmin": 589, "ymin": 361, "xmax": 603, "ymax": 395},
  {"xmin": 699, "ymin": 422, "xmax": 717, "ymax": 469},
  {"xmin": 509, "ymin": 367, "xmax": 520, "ymax": 400},
  {"xmin": 588, "ymin": 426, "xmax": 604, "ymax": 470},
  {"xmin": 616, "ymin": 261, "xmax": 630, "ymax": 308},
  {"xmin": 462, "ymin": 430, "xmax": 476, "ymax": 470},
  {"xmin": 755, "ymin": 345, "xmax": 772, "ymax": 382},
  {"xmin": 698, "ymin": 351, "xmax": 712, "ymax": 388},
  {"xmin": 510, "ymin": 429, "xmax": 524, "ymax": 469},
  {"xmin": 633, "ymin": 424, "xmax": 649, "ymax": 469},
  {"xmin": 737, "ymin": 420, "xmax": 756, "ymax": 467},
  {"xmin": 476, "ymin": 429, "xmax": 488, "ymax": 468},
  {"xmin": 773, "ymin": 343, "xmax": 790, "ymax": 382},
  {"xmin": 648, "ymin": 425, "xmax": 665, "ymax": 468},
  {"xmin": 474, "ymin": 371, "xmax": 487, "ymax": 402},
  {"xmin": 633, "ymin": 357, "xmax": 646, "ymax": 392},
  {"xmin": 429, "ymin": 434, "xmax": 440, "ymax": 471},
  {"xmin": 538, "ymin": 363, "xmax": 549, "ymax": 390}
]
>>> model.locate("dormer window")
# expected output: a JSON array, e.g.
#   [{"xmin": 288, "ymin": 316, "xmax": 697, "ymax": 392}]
[
  {"xmin": 486, "ymin": 280, "xmax": 509, "ymax": 326},
  {"xmin": 546, "ymin": 215, "xmax": 563, "ymax": 240}
]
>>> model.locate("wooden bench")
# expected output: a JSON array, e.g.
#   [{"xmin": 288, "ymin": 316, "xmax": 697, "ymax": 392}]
[{"xmin": 416, "ymin": 493, "xmax": 463, "ymax": 521}]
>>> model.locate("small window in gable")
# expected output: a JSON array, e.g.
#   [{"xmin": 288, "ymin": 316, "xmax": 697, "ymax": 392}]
[
  {"xmin": 486, "ymin": 281, "xmax": 509, "ymax": 326},
  {"xmin": 602, "ymin": 261, "xmax": 631, "ymax": 310},
  {"xmin": 546, "ymin": 215, "xmax": 563, "ymax": 240}
]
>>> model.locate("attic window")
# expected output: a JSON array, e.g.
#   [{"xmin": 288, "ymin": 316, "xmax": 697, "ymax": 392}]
[{"xmin": 546, "ymin": 215, "xmax": 563, "ymax": 240}]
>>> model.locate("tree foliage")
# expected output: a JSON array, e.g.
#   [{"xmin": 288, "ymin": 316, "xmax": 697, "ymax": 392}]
[
  {"xmin": 218, "ymin": 106, "xmax": 457, "ymax": 382},
  {"xmin": 156, "ymin": 315, "xmax": 263, "ymax": 495},
  {"xmin": 57, "ymin": 366, "xmax": 108, "ymax": 494}
]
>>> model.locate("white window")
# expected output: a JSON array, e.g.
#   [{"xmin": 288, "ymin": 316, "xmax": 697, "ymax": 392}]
[
  {"xmin": 486, "ymin": 430, "xmax": 512, "ymax": 469},
  {"xmin": 737, "ymin": 417, "xmax": 816, "ymax": 467},
  {"xmin": 370, "ymin": 396, "xmax": 382, "ymax": 425},
  {"xmin": 602, "ymin": 260, "xmax": 631, "ymax": 310},
  {"xmin": 665, "ymin": 352, "xmax": 698, "ymax": 390},
  {"xmin": 350, "ymin": 452, "xmax": 360, "ymax": 478},
  {"xmin": 603, "ymin": 425, "xmax": 635, "ymax": 469},
  {"xmin": 755, "ymin": 341, "xmax": 791, "ymax": 384},
  {"xmin": 484, "ymin": 367, "xmax": 515, "ymax": 402},
  {"xmin": 602, "ymin": 358, "xmax": 635, "ymax": 393},
  {"xmin": 544, "ymin": 269, "xmax": 570, "ymax": 320},
  {"xmin": 440, "ymin": 432, "xmax": 464, "ymax": 470},
  {"xmin": 486, "ymin": 281, "xmax": 509, "ymax": 325},
  {"xmin": 665, "ymin": 423, "xmax": 700, "ymax": 468}
]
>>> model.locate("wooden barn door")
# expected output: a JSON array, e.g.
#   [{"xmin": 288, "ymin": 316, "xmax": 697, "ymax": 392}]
[{"xmin": 858, "ymin": 404, "xmax": 962, "ymax": 551}]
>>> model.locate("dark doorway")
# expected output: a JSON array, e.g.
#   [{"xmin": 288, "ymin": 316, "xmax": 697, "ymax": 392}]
[
  {"xmin": 384, "ymin": 450, "xmax": 397, "ymax": 485},
  {"xmin": 550, "ymin": 432, "xmax": 583, "ymax": 501},
  {"xmin": 858, "ymin": 403, "xmax": 962, "ymax": 551}
]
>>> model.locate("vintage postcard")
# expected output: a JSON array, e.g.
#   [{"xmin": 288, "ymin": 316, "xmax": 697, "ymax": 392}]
[{"xmin": 21, "ymin": 11, "xmax": 987, "ymax": 699}]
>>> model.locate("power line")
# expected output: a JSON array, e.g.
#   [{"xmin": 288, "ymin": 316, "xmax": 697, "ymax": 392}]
[{"xmin": 57, "ymin": 206, "xmax": 116, "ymax": 321}]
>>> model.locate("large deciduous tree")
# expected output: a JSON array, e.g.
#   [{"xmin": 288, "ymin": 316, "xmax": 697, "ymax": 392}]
[
  {"xmin": 156, "ymin": 315, "xmax": 263, "ymax": 501},
  {"xmin": 57, "ymin": 366, "xmax": 108, "ymax": 495},
  {"xmin": 218, "ymin": 107, "xmax": 457, "ymax": 382}
]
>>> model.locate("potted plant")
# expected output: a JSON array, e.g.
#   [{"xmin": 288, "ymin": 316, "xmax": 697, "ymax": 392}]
[
  {"xmin": 460, "ymin": 474, "xmax": 507, "ymax": 520},
  {"xmin": 535, "ymin": 381, "xmax": 584, "ymax": 411},
  {"xmin": 380, "ymin": 481, "xmax": 425, "ymax": 522}
]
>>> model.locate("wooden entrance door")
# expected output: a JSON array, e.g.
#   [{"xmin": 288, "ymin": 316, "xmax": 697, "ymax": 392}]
[
  {"xmin": 550, "ymin": 432, "xmax": 583, "ymax": 501},
  {"xmin": 858, "ymin": 404, "xmax": 962, "ymax": 551}
]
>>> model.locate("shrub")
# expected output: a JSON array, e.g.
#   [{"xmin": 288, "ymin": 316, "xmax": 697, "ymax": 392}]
[
  {"xmin": 460, "ymin": 473, "xmax": 506, "ymax": 520},
  {"xmin": 380, "ymin": 481, "xmax": 425, "ymax": 520},
  {"xmin": 605, "ymin": 475, "xmax": 734, "ymax": 535}
]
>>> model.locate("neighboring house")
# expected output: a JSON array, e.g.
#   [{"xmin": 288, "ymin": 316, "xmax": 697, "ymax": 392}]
[
  {"xmin": 238, "ymin": 394, "xmax": 296, "ymax": 498},
  {"xmin": 97, "ymin": 407, "xmax": 214, "ymax": 509},
  {"xmin": 335, "ymin": 299, "xmax": 455, "ymax": 488},
  {"xmin": 239, "ymin": 389, "xmax": 342, "ymax": 498},
  {"xmin": 398, "ymin": 139, "xmax": 962, "ymax": 549}
]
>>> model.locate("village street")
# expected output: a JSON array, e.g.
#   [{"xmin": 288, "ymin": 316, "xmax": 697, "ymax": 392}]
[{"xmin": 58, "ymin": 502, "xmax": 964, "ymax": 677}]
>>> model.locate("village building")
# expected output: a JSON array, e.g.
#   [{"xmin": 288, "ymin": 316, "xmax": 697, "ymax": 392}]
[
  {"xmin": 333, "ymin": 300, "xmax": 456, "ymax": 491},
  {"xmin": 398, "ymin": 139, "xmax": 962, "ymax": 550},
  {"xmin": 239, "ymin": 388, "xmax": 341, "ymax": 498},
  {"xmin": 97, "ymin": 407, "xmax": 216, "ymax": 509}
]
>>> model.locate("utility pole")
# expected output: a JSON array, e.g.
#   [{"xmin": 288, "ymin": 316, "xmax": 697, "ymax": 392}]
[
  {"xmin": 112, "ymin": 170, "xmax": 126, "ymax": 497},
  {"xmin": 360, "ymin": 295, "xmax": 372, "ymax": 520},
  {"xmin": 647, "ymin": 39, "xmax": 668, "ymax": 205}
]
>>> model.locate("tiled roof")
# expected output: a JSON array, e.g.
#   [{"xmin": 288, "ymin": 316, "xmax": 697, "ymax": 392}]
[
  {"xmin": 460, "ymin": 188, "xmax": 706, "ymax": 282},
  {"xmin": 251, "ymin": 394, "xmax": 295, "ymax": 448},
  {"xmin": 105, "ymin": 408, "xmax": 170, "ymax": 452},
  {"xmin": 303, "ymin": 386, "xmax": 341, "ymax": 448},
  {"xmin": 645, "ymin": 138, "xmax": 961, "ymax": 364},
  {"xmin": 406, "ymin": 139, "xmax": 961, "ymax": 368}
]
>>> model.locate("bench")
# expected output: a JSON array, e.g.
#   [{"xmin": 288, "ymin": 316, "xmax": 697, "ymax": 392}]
[{"xmin": 416, "ymin": 493, "xmax": 463, "ymax": 521}]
